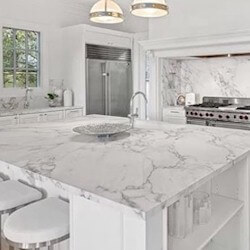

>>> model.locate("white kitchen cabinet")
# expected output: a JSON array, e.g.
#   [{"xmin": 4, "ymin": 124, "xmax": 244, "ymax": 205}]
[
  {"xmin": 41, "ymin": 111, "xmax": 64, "ymax": 122},
  {"xmin": 19, "ymin": 113, "xmax": 41, "ymax": 124},
  {"xmin": 65, "ymin": 108, "xmax": 83, "ymax": 119},
  {"xmin": 163, "ymin": 107, "xmax": 186, "ymax": 124},
  {"xmin": 0, "ymin": 116, "xmax": 18, "ymax": 126},
  {"xmin": 84, "ymin": 29, "xmax": 132, "ymax": 49},
  {"xmin": 0, "ymin": 107, "xmax": 84, "ymax": 126}
]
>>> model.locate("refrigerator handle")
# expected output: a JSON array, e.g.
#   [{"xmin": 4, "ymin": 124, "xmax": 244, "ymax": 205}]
[{"xmin": 104, "ymin": 72, "xmax": 109, "ymax": 116}]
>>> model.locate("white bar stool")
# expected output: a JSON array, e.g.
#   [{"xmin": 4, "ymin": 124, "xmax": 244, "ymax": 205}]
[
  {"xmin": 3, "ymin": 197, "xmax": 69, "ymax": 250},
  {"xmin": 0, "ymin": 180, "xmax": 42, "ymax": 249}
]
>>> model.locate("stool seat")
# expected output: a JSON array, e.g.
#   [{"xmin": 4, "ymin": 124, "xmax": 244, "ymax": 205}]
[
  {"xmin": 4, "ymin": 198, "xmax": 69, "ymax": 245},
  {"xmin": 0, "ymin": 180, "xmax": 42, "ymax": 211}
]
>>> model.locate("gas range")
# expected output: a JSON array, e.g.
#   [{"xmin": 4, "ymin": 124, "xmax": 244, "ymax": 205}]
[{"xmin": 185, "ymin": 97, "xmax": 250, "ymax": 130}]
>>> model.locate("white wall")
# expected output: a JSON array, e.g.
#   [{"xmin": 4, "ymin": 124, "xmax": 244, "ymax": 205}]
[{"xmin": 149, "ymin": 0, "xmax": 250, "ymax": 40}]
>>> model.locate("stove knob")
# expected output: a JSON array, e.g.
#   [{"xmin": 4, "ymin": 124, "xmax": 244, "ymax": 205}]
[
  {"xmin": 199, "ymin": 113, "xmax": 203, "ymax": 117},
  {"xmin": 206, "ymin": 113, "xmax": 209, "ymax": 117},
  {"xmin": 245, "ymin": 116, "xmax": 249, "ymax": 120},
  {"xmin": 186, "ymin": 112, "xmax": 189, "ymax": 115},
  {"xmin": 218, "ymin": 115, "xmax": 222, "ymax": 119},
  {"xmin": 210, "ymin": 113, "xmax": 214, "ymax": 117},
  {"xmin": 190, "ymin": 112, "xmax": 193, "ymax": 115},
  {"xmin": 226, "ymin": 115, "xmax": 230, "ymax": 119},
  {"xmin": 194, "ymin": 112, "xmax": 198, "ymax": 116},
  {"xmin": 239, "ymin": 115, "xmax": 243, "ymax": 120}
]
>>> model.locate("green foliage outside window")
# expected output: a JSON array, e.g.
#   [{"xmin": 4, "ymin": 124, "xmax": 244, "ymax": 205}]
[{"xmin": 2, "ymin": 27, "xmax": 40, "ymax": 88}]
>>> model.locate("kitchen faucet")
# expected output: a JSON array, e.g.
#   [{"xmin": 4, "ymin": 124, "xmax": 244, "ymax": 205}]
[
  {"xmin": 128, "ymin": 91, "xmax": 148, "ymax": 128},
  {"xmin": 24, "ymin": 88, "xmax": 33, "ymax": 109}
]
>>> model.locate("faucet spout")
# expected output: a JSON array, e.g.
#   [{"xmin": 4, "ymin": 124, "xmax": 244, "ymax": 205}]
[
  {"xmin": 128, "ymin": 91, "xmax": 148, "ymax": 128},
  {"xmin": 24, "ymin": 88, "xmax": 33, "ymax": 109}
]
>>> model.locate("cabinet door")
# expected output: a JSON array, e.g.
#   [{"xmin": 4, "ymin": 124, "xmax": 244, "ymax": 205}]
[
  {"xmin": 42, "ymin": 111, "xmax": 64, "ymax": 122},
  {"xmin": 19, "ymin": 114, "xmax": 40, "ymax": 124},
  {"xmin": 0, "ymin": 116, "xmax": 18, "ymax": 126},
  {"xmin": 65, "ymin": 109, "xmax": 83, "ymax": 119},
  {"xmin": 85, "ymin": 31, "xmax": 131, "ymax": 48}
]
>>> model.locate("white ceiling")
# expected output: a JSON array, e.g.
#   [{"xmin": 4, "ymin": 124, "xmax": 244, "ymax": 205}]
[
  {"xmin": 77, "ymin": 0, "xmax": 133, "ymax": 10},
  {"xmin": 70, "ymin": 0, "xmax": 148, "ymax": 33}
]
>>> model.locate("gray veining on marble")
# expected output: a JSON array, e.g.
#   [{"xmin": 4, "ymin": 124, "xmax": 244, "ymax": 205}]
[
  {"xmin": 0, "ymin": 96, "xmax": 49, "ymax": 113},
  {"xmin": 0, "ymin": 115, "xmax": 250, "ymax": 216},
  {"xmin": 161, "ymin": 56, "xmax": 250, "ymax": 107}
]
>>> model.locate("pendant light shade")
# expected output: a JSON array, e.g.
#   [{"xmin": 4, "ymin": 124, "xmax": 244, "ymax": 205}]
[
  {"xmin": 90, "ymin": 0, "xmax": 124, "ymax": 24},
  {"xmin": 131, "ymin": 0, "xmax": 169, "ymax": 17}
]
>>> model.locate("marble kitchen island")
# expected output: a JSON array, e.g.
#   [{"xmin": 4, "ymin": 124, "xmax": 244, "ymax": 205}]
[{"xmin": 0, "ymin": 115, "xmax": 250, "ymax": 250}]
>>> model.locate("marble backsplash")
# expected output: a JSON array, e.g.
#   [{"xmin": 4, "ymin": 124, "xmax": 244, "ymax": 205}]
[
  {"xmin": 161, "ymin": 56, "xmax": 250, "ymax": 107},
  {"xmin": 0, "ymin": 95, "xmax": 48, "ymax": 112}
]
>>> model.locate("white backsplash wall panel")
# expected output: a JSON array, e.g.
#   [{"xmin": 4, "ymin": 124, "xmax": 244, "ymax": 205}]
[{"xmin": 161, "ymin": 56, "xmax": 250, "ymax": 107}]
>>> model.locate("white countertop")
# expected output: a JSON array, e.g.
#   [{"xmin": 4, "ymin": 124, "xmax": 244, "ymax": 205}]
[
  {"xmin": 0, "ymin": 115, "xmax": 249, "ymax": 215},
  {"xmin": 0, "ymin": 106, "xmax": 83, "ymax": 117}
]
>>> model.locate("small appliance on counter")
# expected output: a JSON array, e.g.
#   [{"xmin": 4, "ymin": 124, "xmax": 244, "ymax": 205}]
[
  {"xmin": 185, "ymin": 93, "xmax": 198, "ymax": 106},
  {"xmin": 163, "ymin": 106, "xmax": 186, "ymax": 125},
  {"xmin": 63, "ymin": 89, "xmax": 73, "ymax": 107},
  {"xmin": 185, "ymin": 96, "xmax": 250, "ymax": 130}
]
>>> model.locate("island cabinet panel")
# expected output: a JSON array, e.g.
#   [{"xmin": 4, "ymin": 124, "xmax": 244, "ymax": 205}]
[
  {"xmin": 71, "ymin": 196, "xmax": 167, "ymax": 250},
  {"xmin": 168, "ymin": 156, "xmax": 250, "ymax": 250}
]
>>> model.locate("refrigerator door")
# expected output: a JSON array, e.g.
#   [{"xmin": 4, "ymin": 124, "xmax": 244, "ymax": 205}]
[
  {"xmin": 86, "ymin": 59, "xmax": 106, "ymax": 115},
  {"xmin": 107, "ymin": 61, "xmax": 132, "ymax": 117}
]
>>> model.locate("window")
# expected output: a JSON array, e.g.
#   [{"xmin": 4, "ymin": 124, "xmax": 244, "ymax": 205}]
[{"xmin": 2, "ymin": 27, "xmax": 40, "ymax": 88}]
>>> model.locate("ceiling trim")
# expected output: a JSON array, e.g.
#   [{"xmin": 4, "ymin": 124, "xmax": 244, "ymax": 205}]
[{"xmin": 140, "ymin": 29, "xmax": 250, "ymax": 55}]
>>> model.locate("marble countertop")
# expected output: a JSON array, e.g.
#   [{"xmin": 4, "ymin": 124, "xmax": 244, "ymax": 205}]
[
  {"xmin": 0, "ymin": 106, "xmax": 83, "ymax": 117},
  {"xmin": 0, "ymin": 115, "xmax": 250, "ymax": 215}
]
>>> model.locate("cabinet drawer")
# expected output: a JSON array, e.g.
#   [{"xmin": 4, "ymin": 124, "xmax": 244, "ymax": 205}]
[
  {"xmin": 65, "ymin": 109, "xmax": 83, "ymax": 119},
  {"xmin": 0, "ymin": 116, "xmax": 18, "ymax": 126},
  {"xmin": 42, "ymin": 111, "xmax": 64, "ymax": 122},
  {"xmin": 19, "ymin": 114, "xmax": 40, "ymax": 124}
]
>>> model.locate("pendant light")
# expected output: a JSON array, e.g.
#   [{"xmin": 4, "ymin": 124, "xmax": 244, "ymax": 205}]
[
  {"xmin": 89, "ymin": 0, "xmax": 124, "ymax": 24},
  {"xmin": 131, "ymin": 0, "xmax": 169, "ymax": 17}
]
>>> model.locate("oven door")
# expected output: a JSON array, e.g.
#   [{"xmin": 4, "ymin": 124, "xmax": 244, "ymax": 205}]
[
  {"xmin": 187, "ymin": 118, "xmax": 207, "ymax": 126},
  {"xmin": 213, "ymin": 121, "xmax": 250, "ymax": 130}
]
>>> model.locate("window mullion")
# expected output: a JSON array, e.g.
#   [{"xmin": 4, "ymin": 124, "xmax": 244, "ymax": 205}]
[
  {"xmin": 13, "ymin": 29, "xmax": 16, "ymax": 88},
  {"xmin": 25, "ymin": 31, "xmax": 28, "ymax": 88}
]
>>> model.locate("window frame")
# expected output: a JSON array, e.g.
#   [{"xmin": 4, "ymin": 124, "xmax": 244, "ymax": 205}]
[{"xmin": 2, "ymin": 27, "xmax": 41, "ymax": 88}]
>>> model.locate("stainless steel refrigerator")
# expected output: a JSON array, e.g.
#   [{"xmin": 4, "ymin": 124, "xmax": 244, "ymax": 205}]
[{"xmin": 86, "ymin": 45, "xmax": 133, "ymax": 117}]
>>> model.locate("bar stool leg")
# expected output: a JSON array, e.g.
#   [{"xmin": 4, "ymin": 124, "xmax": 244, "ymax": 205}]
[{"xmin": 0, "ymin": 214, "xmax": 2, "ymax": 250}]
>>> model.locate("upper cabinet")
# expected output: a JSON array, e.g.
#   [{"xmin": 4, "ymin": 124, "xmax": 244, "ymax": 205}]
[{"xmin": 84, "ymin": 26, "xmax": 132, "ymax": 49}]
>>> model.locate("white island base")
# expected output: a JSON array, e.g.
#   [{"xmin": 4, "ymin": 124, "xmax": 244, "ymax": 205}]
[{"xmin": 71, "ymin": 156, "xmax": 250, "ymax": 250}]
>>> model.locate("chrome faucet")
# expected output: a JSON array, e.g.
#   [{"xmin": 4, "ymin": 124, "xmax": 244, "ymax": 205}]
[
  {"xmin": 128, "ymin": 91, "xmax": 148, "ymax": 128},
  {"xmin": 24, "ymin": 88, "xmax": 33, "ymax": 109}
]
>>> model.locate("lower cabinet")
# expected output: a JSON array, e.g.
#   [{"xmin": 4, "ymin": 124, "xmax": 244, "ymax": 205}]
[
  {"xmin": 0, "ymin": 107, "xmax": 84, "ymax": 126},
  {"xmin": 65, "ymin": 108, "xmax": 83, "ymax": 119},
  {"xmin": 0, "ymin": 116, "xmax": 18, "ymax": 126},
  {"xmin": 19, "ymin": 113, "xmax": 41, "ymax": 124},
  {"xmin": 41, "ymin": 111, "xmax": 64, "ymax": 122}
]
